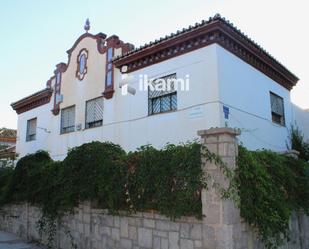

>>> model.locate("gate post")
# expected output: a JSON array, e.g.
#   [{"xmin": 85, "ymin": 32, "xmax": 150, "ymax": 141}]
[{"xmin": 198, "ymin": 128, "xmax": 241, "ymax": 249}]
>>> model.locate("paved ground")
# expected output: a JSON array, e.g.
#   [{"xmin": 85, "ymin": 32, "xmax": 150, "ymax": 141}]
[{"xmin": 0, "ymin": 231, "xmax": 44, "ymax": 249}]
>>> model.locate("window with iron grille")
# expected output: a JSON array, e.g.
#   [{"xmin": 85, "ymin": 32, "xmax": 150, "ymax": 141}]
[
  {"xmin": 60, "ymin": 106, "xmax": 75, "ymax": 134},
  {"xmin": 270, "ymin": 92, "xmax": 285, "ymax": 126},
  {"xmin": 85, "ymin": 97, "xmax": 103, "ymax": 129},
  {"xmin": 26, "ymin": 118, "xmax": 37, "ymax": 141},
  {"xmin": 148, "ymin": 74, "xmax": 177, "ymax": 115}
]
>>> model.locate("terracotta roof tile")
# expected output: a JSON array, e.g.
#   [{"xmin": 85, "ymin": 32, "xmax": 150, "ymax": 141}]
[
  {"xmin": 0, "ymin": 128, "xmax": 17, "ymax": 138},
  {"xmin": 113, "ymin": 14, "xmax": 298, "ymax": 81}
]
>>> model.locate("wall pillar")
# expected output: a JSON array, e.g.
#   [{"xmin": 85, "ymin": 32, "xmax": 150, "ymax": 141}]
[{"xmin": 198, "ymin": 127, "xmax": 241, "ymax": 249}]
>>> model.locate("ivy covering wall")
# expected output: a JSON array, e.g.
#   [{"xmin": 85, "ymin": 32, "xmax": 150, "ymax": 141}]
[
  {"xmin": 0, "ymin": 134, "xmax": 309, "ymax": 249},
  {"xmin": 0, "ymin": 142, "xmax": 207, "ymax": 247},
  {"xmin": 235, "ymin": 146, "xmax": 309, "ymax": 248}
]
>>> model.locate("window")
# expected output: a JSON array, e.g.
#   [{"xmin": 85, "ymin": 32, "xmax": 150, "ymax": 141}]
[
  {"xmin": 270, "ymin": 92, "xmax": 285, "ymax": 126},
  {"xmin": 106, "ymin": 48, "xmax": 114, "ymax": 87},
  {"xmin": 79, "ymin": 54, "xmax": 86, "ymax": 73},
  {"xmin": 85, "ymin": 97, "xmax": 103, "ymax": 129},
  {"xmin": 76, "ymin": 49, "xmax": 88, "ymax": 80},
  {"xmin": 61, "ymin": 106, "xmax": 75, "ymax": 134},
  {"xmin": 148, "ymin": 74, "xmax": 177, "ymax": 115},
  {"xmin": 26, "ymin": 118, "xmax": 37, "ymax": 141}
]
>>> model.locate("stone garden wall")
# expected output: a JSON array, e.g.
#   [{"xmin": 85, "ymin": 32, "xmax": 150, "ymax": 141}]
[
  {"xmin": 0, "ymin": 203, "xmax": 203, "ymax": 249},
  {"xmin": 1, "ymin": 128, "xmax": 309, "ymax": 249}
]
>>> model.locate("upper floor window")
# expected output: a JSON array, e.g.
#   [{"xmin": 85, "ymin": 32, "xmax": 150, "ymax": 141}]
[
  {"xmin": 61, "ymin": 106, "xmax": 75, "ymax": 134},
  {"xmin": 270, "ymin": 92, "xmax": 285, "ymax": 126},
  {"xmin": 26, "ymin": 118, "xmax": 37, "ymax": 141},
  {"xmin": 106, "ymin": 48, "xmax": 114, "ymax": 87},
  {"xmin": 76, "ymin": 49, "xmax": 88, "ymax": 80},
  {"xmin": 85, "ymin": 97, "xmax": 103, "ymax": 129},
  {"xmin": 148, "ymin": 74, "xmax": 177, "ymax": 115}
]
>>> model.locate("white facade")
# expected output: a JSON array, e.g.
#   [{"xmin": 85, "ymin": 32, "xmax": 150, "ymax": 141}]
[
  {"xmin": 216, "ymin": 45, "xmax": 293, "ymax": 151},
  {"xmin": 13, "ymin": 22, "xmax": 307, "ymax": 160}
]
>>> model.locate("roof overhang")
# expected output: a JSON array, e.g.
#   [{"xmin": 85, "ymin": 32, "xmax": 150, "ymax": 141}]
[
  {"xmin": 114, "ymin": 15, "xmax": 298, "ymax": 90},
  {"xmin": 11, "ymin": 88, "xmax": 53, "ymax": 114}
]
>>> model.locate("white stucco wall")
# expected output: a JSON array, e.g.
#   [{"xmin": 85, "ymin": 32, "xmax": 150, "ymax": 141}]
[
  {"xmin": 16, "ymin": 44, "xmax": 222, "ymax": 160},
  {"xmin": 216, "ymin": 45, "xmax": 292, "ymax": 151},
  {"xmin": 16, "ymin": 100, "xmax": 54, "ymax": 156},
  {"xmin": 16, "ymin": 37, "xmax": 305, "ymax": 159}
]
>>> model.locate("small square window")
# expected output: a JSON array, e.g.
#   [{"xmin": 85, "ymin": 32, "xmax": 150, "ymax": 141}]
[
  {"xmin": 26, "ymin": 118, "xmax": 37, "ymax": 141},
  {"xmin": 270, "ymin": 92, "xmax": 285, "ymax": 126},
  {"xmin": 148, "ymin": 74, "xmax": 177, "ymax": 115}
]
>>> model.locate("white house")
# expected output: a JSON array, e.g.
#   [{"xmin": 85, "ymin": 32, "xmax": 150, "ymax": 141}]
[{"xmin": 11, "ymin": 14, "xmax": 309, "ymax": 160}]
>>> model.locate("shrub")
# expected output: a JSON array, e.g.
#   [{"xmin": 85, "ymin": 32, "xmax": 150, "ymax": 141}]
[
  {"xmin": 5, "ymin": 151, "xmax": 52, "ymax": 204},
  {"xmin": 0, "ymin": 164, "xmax": 14, "ymax": 204},
  {"xmin": 61, "ymin": 141, "xmax": 127, "ymax": 210},
  {"xmin": 0, "ymin": 141, "xmax": 207, "ymax": 248},
  {"xmin": 127, "ymin": 143, "xmax": 205, "ymax": 219},
  {"xmin": 4, "ymin": 140, "xmax": 309, "ymax": 249},
  {"xmin": 236, "ymin": 146, "xmax": 309, "ymax": 249},
  {"xmin": 289, "ymin": 124, "xmax": 309, "ymax": 161}
]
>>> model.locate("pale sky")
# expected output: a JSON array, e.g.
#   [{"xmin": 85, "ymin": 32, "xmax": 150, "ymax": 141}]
[{"xmin": 0, "ymin": 0, "xmax": 308, "ymax": 129}]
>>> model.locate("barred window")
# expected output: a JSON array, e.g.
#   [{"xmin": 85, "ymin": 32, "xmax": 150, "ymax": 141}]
[
  {"xmin": 26, "ymin": 118, "xmax": 37, "ymax": 141},
  {"xmin": 61, "ymin": 106, "xmax": 75, "ymax": 134},
  {"xmin": 85, "ymin": 97, "xmax": 103, "ymax": 129},
  {"xmin": 270, "ymin": 92, "xmax": 285, "ymax": 126},
  {"xmin": 148, "ymin": 74, "xmax": 177, "ymax": 115}
]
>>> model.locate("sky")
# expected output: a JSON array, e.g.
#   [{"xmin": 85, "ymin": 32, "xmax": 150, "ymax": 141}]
[{"xmin": 0, "ymin": 0, "xmax": 308, "ymax": 129}]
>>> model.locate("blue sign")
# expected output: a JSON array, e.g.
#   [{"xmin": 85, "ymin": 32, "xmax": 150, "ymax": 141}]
[{"xmin": 223, "ymin": 106, "xmax": 229, "ymax": 119}]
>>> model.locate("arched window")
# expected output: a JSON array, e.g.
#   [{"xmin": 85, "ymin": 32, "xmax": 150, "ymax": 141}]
[{"xmin": 76, "ymin": 49, "xmax": 88, "ymax": 80}]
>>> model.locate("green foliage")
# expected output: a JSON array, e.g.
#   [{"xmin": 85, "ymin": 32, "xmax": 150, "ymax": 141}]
[
  {"xmin": 3, "ymin": 151, "xmax": 52, "ymax": 204},
  {"xmin": 0, "ymin": 141, "xmax": 207, "ymax": 248},
  {"xmin": 2, "ymin": 140, "xmax": 308, "ymax": 249},
  {"xmin": 0, "ymin": 164, "xmax": 14, "ymax": 204},
  {"xmin": 127, "ymin": 143, "xmax": 206, "ymax": 219},
  {"xmin": 236, "ymin": 146, "xmax": 309, "ymax": 249},
  {"xmin": 62, "ymin": 142, "xmax": 127, "ymax": 210},
  {"xmin": 289, "ymin": 124, "xmax": 309, "ymax": 161}
]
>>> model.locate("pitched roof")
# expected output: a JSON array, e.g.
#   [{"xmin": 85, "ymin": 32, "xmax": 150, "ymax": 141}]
[
  {"xmin": 0, "ymin": 128, "xmax": 16, "ymax": 139},
  {"xmin": 113, "ymin": 14, "xmax": 298, "ymax": 90}
]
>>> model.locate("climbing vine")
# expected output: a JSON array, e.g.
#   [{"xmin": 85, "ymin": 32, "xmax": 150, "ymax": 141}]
[
  {"xmin": 0, "ymin": 141, "xmax": 209, "ymax": 248},
  {"xmin": 1, "ymin": 138, "xmax": 309, "ymax": 249},
  {"xmin": 235, "ymin": 146, "xmax": 309, "ymax": 249}
]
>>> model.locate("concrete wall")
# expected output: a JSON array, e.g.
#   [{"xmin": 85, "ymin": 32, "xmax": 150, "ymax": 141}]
[{"xmin": 2, "ymin": 128, "xmax": 309, "ymax": 249}]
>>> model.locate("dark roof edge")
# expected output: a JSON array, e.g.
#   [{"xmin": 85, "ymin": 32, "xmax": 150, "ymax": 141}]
[
  {"xmin": 11, "ymin": 88, "xmax": 53, "ymax": 114},
  {"xmin": 113, "ymin": 14, "xmax": 298, "ymax": 89}
]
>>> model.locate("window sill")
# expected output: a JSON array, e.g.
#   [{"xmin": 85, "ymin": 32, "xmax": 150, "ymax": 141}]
[
  {"xmin": 84, "ymin": 124, "xmax": 103, "ymax": 130},
  {"xmin": 148, "ymin": 109, "xmax": 177, "ymax": 116},
  {"xmin": 271, "ymin": 121, "xmax": 286, "ymax": 127},
  {"xmin": 60, "ymin": 131, "xmax": 75, "ymax": 135}
]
